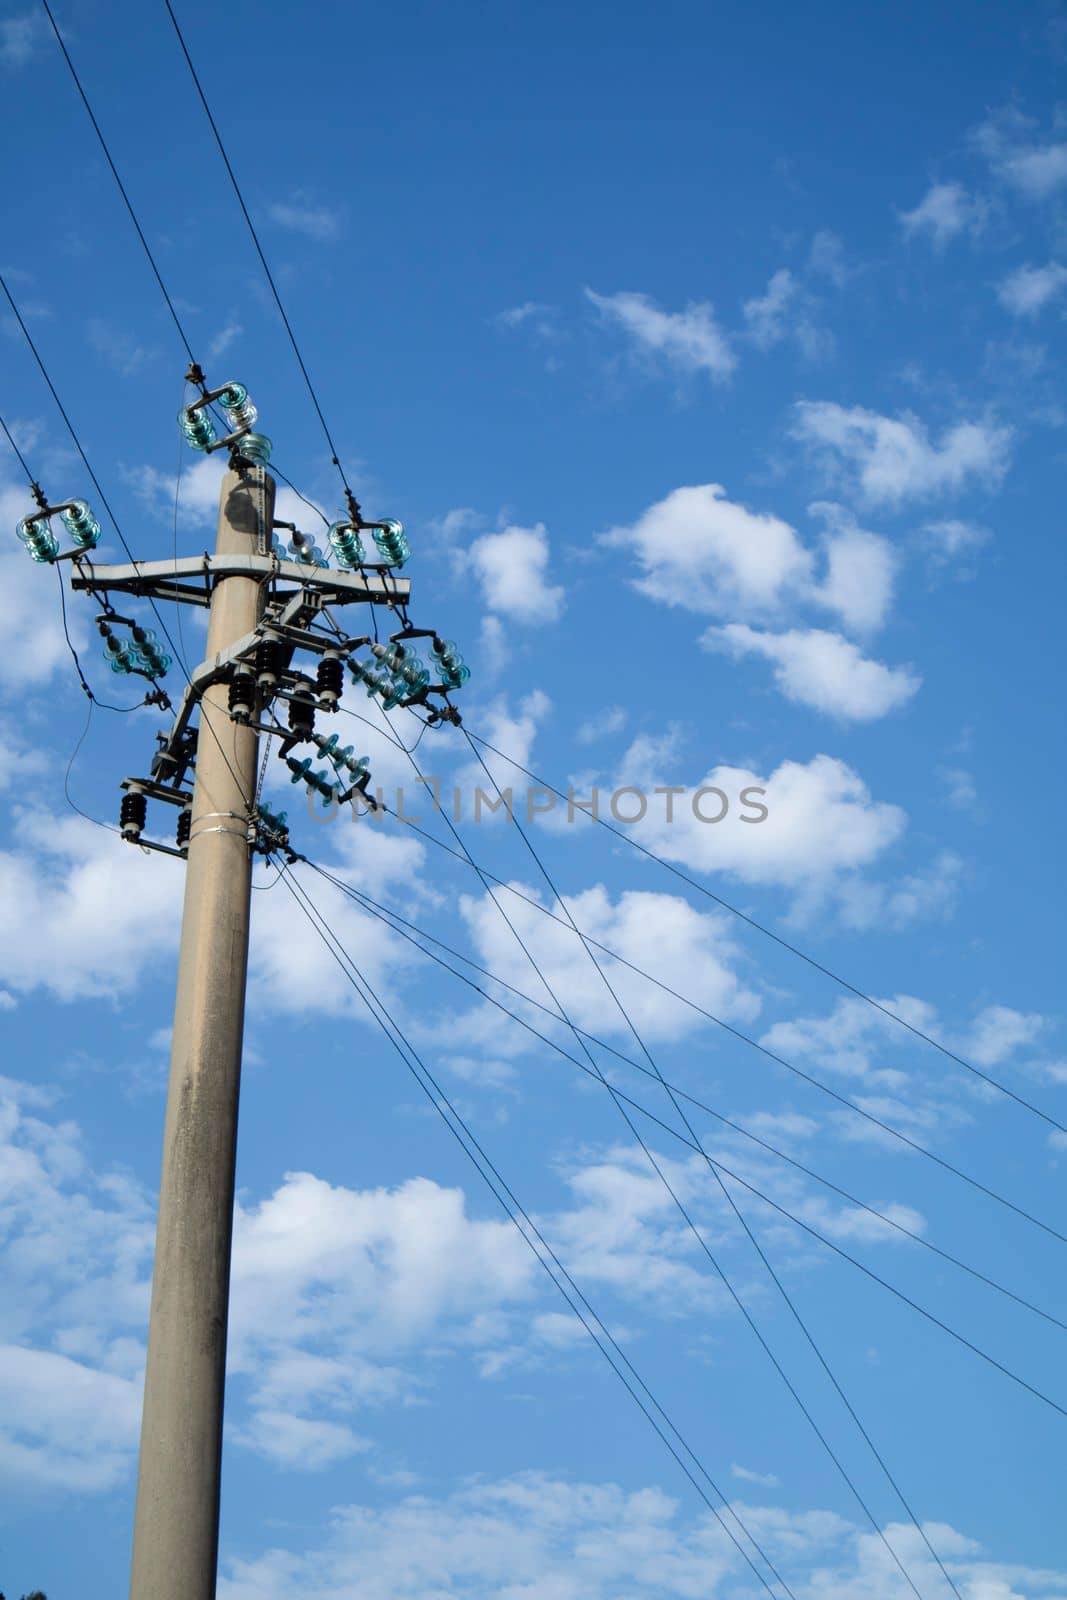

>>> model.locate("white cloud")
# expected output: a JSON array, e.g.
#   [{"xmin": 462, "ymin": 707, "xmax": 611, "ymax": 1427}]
[
  {"xmin": 585, "ymin": 289, "xmax": 735, "ymax": 381},
  {"xmin": 920, "ymin": 518, "xmax": 991, "ymax": 570},
  {"xmin": 742, "ymin": 268, "xmax": 798, "ymax": 347},
  {"xmin": 600, "ymin": 486, "xmax": 896, "ymax": 633},
  {"xmin": 268, "ymin": 199, "xmax": 342, "ymax": 241},
  {"xmin": 703, "ymin": 625, "xmax": 920, "ymax": 722},
  {"xmin": 808, "ymin": 230, "xmax": 848, "ymax": 287},
  {"xmin": 731, "ymin": 1463, "xmax": 781, "ymax": 1487},
  {"xmin": 616, "ymin": 739, "xmax": 907, "ymax": 910},
  {"xmin": 997, "ymin": 262, "xmax": 1067, "ymax": 317},
  {"xmin": 208, "ymin": 321, "xmax": 243, "ymax": 361},
  {"xmin": 0, "ymin": 1344, "xmax": 141, "ymax": 1491},
  {"xmin": 454, "ymin": 881, "xmax": 759, "ymax": 1047},
  {"xmin": 576, "ymin": 706, "xmax": 628, "ymax": 745},
  {"xmin": 467, "ymin": 524, "xmax": 565, "ymax": 623},
  {"xmin": 600, "ymin": 484, "xmax": 814, "ymax": 618},
  {"xmin": 217, "ymin": 1470, "xmax": 1066, "ymax": 1600},
  {"xmin": 962, "ymin": 1005, "xmax": 1045, "ymax": 1068},
  {"xmin": 976, "ymin": 112, "xmax": 1067, "ymax": 200},
  {"xmin": 234, "ymin": 1409, "xmax": 370, "ymax": 1470},
  {"xmin": 807, "ymin": 503, "xmax": 897, "ymax": 630},
  {"xmin": 742, "ymin": 269, "xmax": 828, "ymax": 359},
  {"xmin": 792, "ymin": 402, "xmax": 1013, "ymax": 505},
  {"xmin": 899, "ymin": 182, "xmax": 985, "ymax": 247},
  {"xmin": 1, "ymin": 9, "xmax": 48, "ymax": 68}
]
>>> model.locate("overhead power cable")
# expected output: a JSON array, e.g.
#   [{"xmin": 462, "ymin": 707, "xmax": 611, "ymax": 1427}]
[
  {"xmin": 277, "ymin": 863, "xmax": 799, "ymax": 1600},
  {"xmin": 303, "ymin": 859, "xmax": 1067, "ymax": 1338},
  {"xmin": 162, "ymin": 0, "xmax": 355, "ymax": 496},
  {"xmin": 373, "ymin": 714, "xmax": 933, "ymax": 1600},
  {"xmin": 40, "ymin": 0, "xmax": 197, "ymax": 365},
  {"xmin": 322, "ymin": 742, "xmax": 1066, "ymax": 1252},
  {"xmin": 462, "ymin": 727, "xmax": 1066, "ymax": 1137},
  {"xmin": 304, "ymin": 854, "xmax": 1067, "ymax": 1425},
  {"xmin": 458, "ymin": 729, "xmax": 963, "ymax": 1600}
]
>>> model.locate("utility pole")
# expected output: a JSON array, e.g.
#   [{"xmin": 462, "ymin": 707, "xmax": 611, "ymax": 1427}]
[
  {"xmin": 28, "ymin": 371, "xmax": 460, "ymax": 1600},
  {"xmin": 128, "ymin": 462, "xmax": 274, "ymax": 1600}
]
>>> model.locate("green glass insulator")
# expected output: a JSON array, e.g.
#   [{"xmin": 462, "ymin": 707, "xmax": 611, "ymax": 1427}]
[
  {"xmin": 238, "ymin": 431, "xmax": 272, "ymax": 466},
  {"xmin": 15, "ymin": 515, "xmax": 59, "ymax": 562},
  {"xmin": 179, "ymin": 406, "xmax": 216, "ymax": 452},
  {"xmin": 61, "ymin": 500, "xmax": 101, "ymax": 550}
]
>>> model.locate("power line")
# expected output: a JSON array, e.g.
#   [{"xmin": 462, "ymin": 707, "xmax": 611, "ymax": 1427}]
[
  {"xmin": 462, "ymin": 728, "xmax": 1066, "ymax": 1137},
  {"xmin": 40, "ymin": 0, "xmax": 197, "ymax": 365},
  {"xmin": 327, "ymin": 770, "xmax": 1067, "ymax": 1251},
  {"xmin": 277, "ymin": 863, "xmax": 799, "ymax": 1600},
  {"xmin": 162, "ymin": 0, "xmax": 354, "ymax": 497},
  {"xmin": 373, "ymin": 716, "xmax": 932, "ymax": 1600},
  {"xmin": 458, "ymin": 730, "xmax": 963, "ymax": 1600},
  {"xmin": 303, "ymin": 858, "xmax": 1067, "ymax": 1338},
  {"xmin": 310, "ymin": 852, "xmax": 1067, "ymax": 1426},
  {"xmin": 0, "ymin": 408, "xmax": 38, "ymax": 484}
]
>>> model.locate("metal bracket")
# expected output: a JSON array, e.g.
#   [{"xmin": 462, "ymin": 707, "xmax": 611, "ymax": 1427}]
[{"xmin": 70, "ymin": 553, "xmax": 411, "ymax": 611}]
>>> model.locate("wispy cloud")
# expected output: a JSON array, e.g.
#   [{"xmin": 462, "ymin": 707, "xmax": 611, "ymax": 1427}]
[
  {"xmin": 898, "ymin": 182, "xmax": 986, "ymax": 248},
  {"xmin": 997, "ymin": 261, "xmax": 1067, "ymax": 317},
  {"xmin": 585, "ymin": 288, "xmax": 736, "ymax": 381},
  {"xmin": 267, "ymin": 198, "xmax": 342, "ymax": 241},
  {"xmin": 1, "ymin": 9, "xmax": 48, "ymax": 68}
]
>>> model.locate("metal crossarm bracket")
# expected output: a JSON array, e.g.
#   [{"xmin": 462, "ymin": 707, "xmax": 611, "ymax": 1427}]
[{"xmin": 70, "ymin": 553, "xmax": 411, "ymax": 609}]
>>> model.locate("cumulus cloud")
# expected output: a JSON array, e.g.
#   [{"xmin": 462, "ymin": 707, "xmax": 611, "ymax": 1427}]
[
  {"xmin": 585, "ymin": 288, "xmax": 736, "ymax": 381},
  {"xmin": 614, "ymin": 737, "xmax": 907, "ymax": 908},
  {"xmin": 467, "ymin": 524, "xmax": 565, "ymax": 623},
  {"xmin": 452, "ymin": 880, "xmax": 760, "ymax": 1048},
  {"xmin": 599, "ymin": 484, "xmax": 815, "ymax": 618},
  {"xmin": 702, "ymin": 625, "xmax": 920, "ymax": 722},
  {"xmin": 792, "ymin": 402, "xmax": 1013, "ymax": 505},
  {"xmin": 217, "ymin": 1469, "xmax": 1064, "ymax": 1600},
  {"xmin": 599, "ymin": 486, "xmax": 896, "ymax": 636},
  {"xmin": 899, "ymin": 182, "xmax": 985, "ymax": 247},
  {"xmin": 997, "ymin": 262, "xmax": 1067, "ymax": 317}
]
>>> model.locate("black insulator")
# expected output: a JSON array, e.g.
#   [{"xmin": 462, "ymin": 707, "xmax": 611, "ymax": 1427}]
[
  {"xmin": 120, "ymin": 791, "xmax": 147, "ymax": 840},
  {"xmin": 176, "ymin": 806, "xmax": 192, "ymax": 851},
  {"xmin": 316, "ymin": 655, "xmax": 343, "ymax": 707},
  {"xmin": 255, "ymin": 638, "xmax": 283, "ymax": 686},
  {"xmin": 229, "ymin": 669, "xmax": 256, "ymax": 722},
  {"xmin": 288, "ymin": 677, "xmax": 316, "ymax": 737}
]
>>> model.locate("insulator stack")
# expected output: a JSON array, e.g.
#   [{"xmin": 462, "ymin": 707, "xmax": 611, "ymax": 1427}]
[
  {"xmin": 255, "ymin": 637, "xmax": 283, "ymax": 692},
  {"xmin": 288, "ymin": 677, "xmax": 317, "ymax": 738},
  {"xmin": 102, "ymin": 625, "xmax": 135, "ymax": 674},
  {"xmin": 271, "ymin": 533, "xmax": 287, "ymax": 559},
  {"xmin": 120, "ymin": 790, "xmax": 147, "ymax": 841},
  {"xmin": 288, "ymin": 530, "xmax": 327, "ymax": 567},
  {"xmin": 314, "ymin": 732, "xmax": 369, "ymax": 779},
  {"xmin": 371, "ymin": 517, "xmax": 410, "ymax": 568},
  {"xmin": 236, "ymin": 432, "xmax": 272, "ymax": 467},
  {"xmin": 130, "ymin": 627, "xmax": 171, "ymax": 679},
  {"xmin": 178, "ymin": 405, "xmax": 216, "ymax": 452},
  {"xmin": 219, "ymin": 382, "xmax": 257, "ymax": 432},
  {"xmin": 327, "ymin": 521, "xmax": 366, "ymax": 569},
  {"xmin": 15, "ymin": 515, "xmax": 58, "ymax": 563},
  {"xmin": 176, "ymin": 805, "xmax": 192, "ymax": 853},
  {"xmin": 371, "ymin": 643, "xmax": 430, "ymax": 698},
  {"xmin": 430, "ymin": 637, "xmax": 470, "ymax": 689},
  {"xmin": 286, "ymin": 755, "xmax": 338, "ymax": 806},
  {"xmin": 229, "ymin": 669, "xmax": 256, "ymax": 722},
  {"xmin": 60, "ymin": 500, "xmax": 101, "ymax": 550},
  {"xmin": 316, "ymin": 654, "xmax": 343, "ymax": 709}
]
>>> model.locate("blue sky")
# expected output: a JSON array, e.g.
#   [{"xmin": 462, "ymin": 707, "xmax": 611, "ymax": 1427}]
[{"xmin": 1, "ymin": 1, "xmax": 1066, "ymax": 1596}]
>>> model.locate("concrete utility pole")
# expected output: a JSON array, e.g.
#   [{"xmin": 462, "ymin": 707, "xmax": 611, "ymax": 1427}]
[{"xmin": 129, "ymin": 463, "xmax": 275, "ymax": 1600}]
